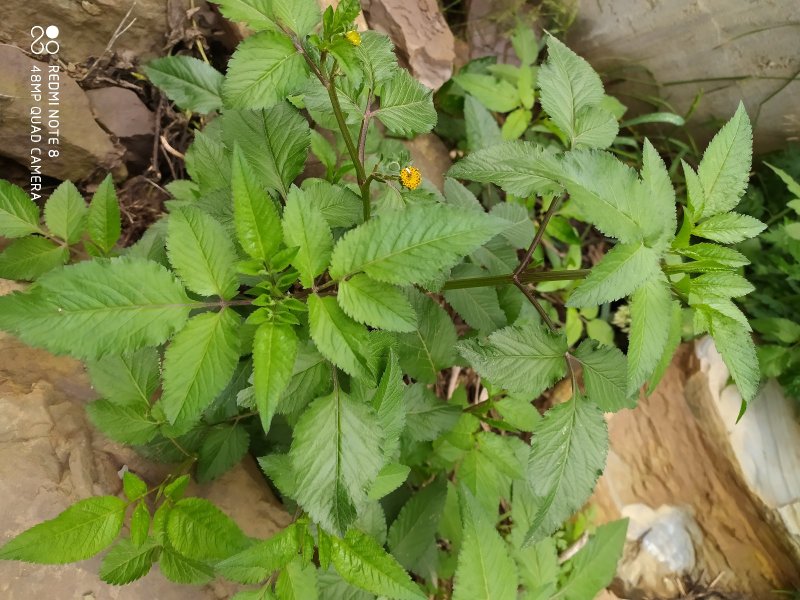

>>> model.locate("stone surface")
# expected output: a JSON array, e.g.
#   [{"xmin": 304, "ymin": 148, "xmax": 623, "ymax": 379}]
[
  {"xmin": 404, "ymin": 133, "xmax": 452, "ymax": 191},
  {"xmin": 0, "ymin": 46, "xmax": 124, "ymax": 184},
  {"xmin": 0, "ymin": 280, "xmax": 290, "ymax": 599},
  {"xmin": 363, "ymin": 0, "xmax": 455, "ymax": 91},
  {"xmin": 0, "ymin": 0, "xmax": 188, "ymax": 64},
  {"xmin": 568, "ymin": 0, "xmax": 800, "ymax": 153}
]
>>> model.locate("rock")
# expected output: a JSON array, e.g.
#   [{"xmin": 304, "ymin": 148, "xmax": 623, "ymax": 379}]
[
  {"xmin": 363, "ymin": 0, "xmax": 455, "ymax": 91},
  {"xmin": 0, "ymin": 281, "xmax": 290, "ymax": 598},
  {"xmin": 465, "ymin": 0, "xmax": 530, "ymax": 63},
  {"xmin": 0, "ymin": 47, "xmax": 124, "ymax": 185},
  {"xmin": 404, "ymin": 133, "xmax": 452, "ymax": 191},
  {"xmin": 0, "ymin": 0, "xmax": 189, "ymax": 65},
  {"xmin": 568, "ymin": 0, "xmax": 800, "ymax": 153},
  {"xmin": 87, "ymin": 87, "xmax": 155, "ymax": 174}
]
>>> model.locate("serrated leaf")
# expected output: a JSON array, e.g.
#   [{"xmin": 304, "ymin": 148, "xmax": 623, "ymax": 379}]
[
  {"xmin": 0, "ymin": 496, "xmax": 125, "ymax": 563},
  {"xmin": 375, "ymin": 70, "xmax": 436, "ymax": 137},
  {"xmin": 184, "ymin": 131, "xmax": 230, "ymax": 193},
  {"xmin": 638, "ymin": 139, "xmax": 677, "ymax": 249},
  {"xmin": 496, "ymin": 396, "xmax": 540, "ymax": 432},
  {"xmin": 338, "ymin": 274, "xmax": 417, "ymax": 333},
  {"xmin": 254, "ymin": 321, "xmax": 298, "ymax": 433},
  {"xmin": 404, "ymin": 383, "xmax": 460, "ymax": 442},
  {"xmin": 159, "ymin": 547, "xmax": 214, "ymax": 584},
  {"xmin": 0, "ymin": 257, "xmax": 192, "ymax": 360},
  {"xmin": 330, "ymin": 204, "xmax": 503, "ymax": 285},
  {"xmin": 388, "ymin": 479, "xmax": 446, "ymax": 573},
  {"xmin": 145, "ymin": 55, "xmax": 224, "ymax": 113},
  {"xmin": 458, "ymin": 322, "xmax": 567, "ymax": 397},
  {"xmin": 86, "ymin": 399, "xmax": 160, "ymax": 444},
  {"xmin": 221, "ymin": 104, "xmax": 310, "ymax": 198},
  {"xmin": 122, "ymin": 471, "xmax": 148, "ymax": 500},
  {"xmin": 282, "ymin": 186, "xmax": 333, "ymax": 287},
  {"xmin": 574, "ymin": 340, "xmax": 633, "ymax": 411},
  {"xmin": 232, "ymin": 143, "xmax": 282, "ymax": 262},
  {"xmin": 675, "ymin": 243, "xmax": 749, "ymax": 271},
  {"xmin": 368, "ymin": 463, "xmax": 410, "ymax": 500},
  {"xmin": 478, "ymin": 431, "xmax": 526, "ymax": 479},
  {"xmin": 217, "ymin": 523, "xmax": 301, "ymax": 584},
  {"xmin": 465, "ymin": 94, "xmax": 503, "ymax": 151},
  {"xmin": 44, "ymin": 181, "xmax": 86, "ymax": 244},
  {"xmin": 452, "ymin": 488, "xmax": 518, "ymax": 600},
  {"xmin": 167, "ymin": 207, "xmax": 239, "ymax": 299},
  {"xmin": 308, "ymin": 294, "xmax": 375, "ymax": 380},
  {"xmin": 302, "ymin": 179, "xmax": 362, "ymax": 229},
  {"xmin": 568, "ymin": 242, "xmax": 660, "ymax": 307},
  {"xmin": 87, "ymin": 175, "xmax": 121, "ymax": 254},
  {"xmin": 693, "ymin": 212, "xmax": 766, "ymax": 243},
  {"xmin": 197, "ymin": 425, "xmax": 250, "ymax": 482},
  {"xmin": 502, "ymin": 108, "xmax": 532, "ymax": 141},
  {"xmin": 130, "ymin": 502, "xmax": 150, "ymax": 546},
  {"xmin": 524, "ymin": 395, "xmax": 608, "ymax": 543},
  {"xmin": 289, "ymin": 389, "xmax": 384, "ymax": 534},
  {"xmin": 99, "ymin": 538, "xmax": 159, "ymax": 585},
  {"xmin": 455, "ymin": 73, "xmax": 520, "ymax": 112},
  {"xmin": 0, "ymin": 180, "xmax": 40, "ymax": 237},
  {"xmin": 765, "ymin": 162, "xmax": 800, "ymax": 198},
  {"xmin": 697, "ymin": 103, "xmax": 752, "ymax": 219},
  {"xmin": 0, "ymin": 236, "xmax": 68, "ymax": 280},
  {"xmin": 87, "ymin": 348, "xmax": 159, "ymax": 407},
  {"xmin": 166, "ymin": 498, "xmax": 249, "ymax": 561},
  {"xmin": 223, "ymin": 31, "xmax": 308, "ymax": 109},
  {"xmin": 276, "ymin": 558, "xmax": 318, "ymax": 600},
  {"xmin": 647, "ymin": 300, "xmax": 682, "ymax": 394},
  {"xmin": 270, "ymin": 0, "xmax": 321, "ymax": 36},
  {"xmin": 443, "ymin": 264, "xmax": 507, "ymax": 334},
  {"xmin": 707, "ymin": 312, "xmax": 760, "ymax": 403},
  {"xmin": 627, "ymin": 274, "xmax": 672, "ymax": 395},
  {"xmin": 558, "ymin": 519, "xmax": 628, "ymax": 600},
  {"xmin": 357, "ymin": 31, "xmax": 398, "ymax": 86},
  {"xmin": 160, "ymin": 308, "xmax": 241, "ymax": 429},
  {"xmin": 538, "ymin": 35, "xmax": 616, "ymax": 149},
  {"xmin": 330, "ymin": 529, "xmax": 425, "ymax": 599},
  {"xmin": 448, "ymin": 142, "xmax": 561, "ymax": 197},
  {"xmin": 372, "ymin": 350, "xmax": 406, "ymax": 460},
  {"xmin": 444, "ymin": 177, "xmax": 483, "ymax": 212},
  {"xmin": 690, "ymin": 271, "xmax": 754, "ymax": 299}
]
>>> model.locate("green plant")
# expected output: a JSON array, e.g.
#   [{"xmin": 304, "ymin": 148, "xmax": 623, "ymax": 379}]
[{"xmin": 0, "ymin": 2, "xmax": 763, "ymax": 598}]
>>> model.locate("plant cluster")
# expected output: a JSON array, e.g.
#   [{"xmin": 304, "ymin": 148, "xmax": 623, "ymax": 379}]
[{"xmin": 0, "ymin": 0, "xmax": 764, "ymax": 598}]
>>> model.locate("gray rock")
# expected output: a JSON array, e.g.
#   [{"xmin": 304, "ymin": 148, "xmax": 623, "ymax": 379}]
[
  {"xmin": 0, "ymin": 47, "xmax": 124, "ymax": 185},
  {"xmin": 404, "ymin": 133, "xmax": 452, "ymax": 192},
  {"xmin": 87, "ymin": 86, "xmax": 154, "ymax": 173}
]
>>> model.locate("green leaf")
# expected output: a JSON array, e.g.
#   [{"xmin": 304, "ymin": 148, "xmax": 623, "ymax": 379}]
[
  {"xmin": 338, "ymin": 274, "xmax": 417, "ymax": 333},
  {"xmin": 356, "ymin": 31, "xmax": 399, "ymax": 86},
  {"xmin": 627, "ymin": 274, "xmax": 673, "ymax": 395},
  {"xmin": 707, "ymin": 312, "xmax": 760, "ymax": 403},
  {"xmin": 44, "ymin": 180, "xmax": 87, "ymax": 244},
  {"xmin": 443, "ymin": 264, "xmax": 507, "ymax": 334},
  {"xmin": 368, "ymin": 463, "xmax": 410, "ymax": 500},
  {"xmin": 210, "ymin": 0, "xmax": 278, "ymax": 31},
  {"xmin": 145, "ymin": 55, "xmax": 224, "ymax": 113},
  {"xmin": 0, "ymin": 496, "xmax": 125, "ymax": 563},
  {"xmin": 197, "ymin": 425, "xmax": 250, "ymax": 482},
  {"xmin": 308, "ymin": 294, "xmax": 375, "ymax": 380},
  {"xmin": 330, "ymin": 203, "xmax": 503, "ymax": 285},
  {"xmin": 232, "ymin": 588, "xmax": 277, "ymax": 600},
  {"xmin": 0, "ymin": 180, "xmax": 40, "ymax": 238},
  {"xmin": 404, "ymin": 383, "xmax": 460, "ymax": 442},
  {"xmin": 457, "ymin": 322, "xmax": 567, "ymax": 397},
  {"xmin": 495, "ymin": 396, "xmax": 540, "ymax": 432},
  {"xmin": 675, "ymin": 243, "xmax": 749, "ymax": 272},
  {"xmin": 130, "ymin": 502, "xmax": 150, "ymax": 546},
  {"xmin": 372, "ymin": 350, "xmax": 406, "ymax": 460},
  {"xmin": 232, "ymin": 143, "xmax": 283, "ymax": 262},
  {"xmin": 254, "ymin": 321, "xmax": 298, "ymax": 433},
  {"xmin": 452, "ymin": 488, "xmax": 518, "ymax": 600},
  {"xmin": 502, "ymin": 108, "xmax": 532, "ymax": 141},
  {"xmin": 302, "ymin": 179, "xmax": 362, "ymax": 229},
  {"xmin": 282, "ymin": 186, "xmax": 333, "ymax": 287},
  {"xmin": 375, "ymin": 70, "xmax": 437, "ymax": 137},
  {"xmin": 221, "ymin": 104, "xmax": 310, "ymax": 198},
  {"xmin": 512, "ymin": 26, "xmax": 539, "ymax": 65},
  {"xmin": 557, "ymin": 519, "xmax": 628, "ymax": 600},
  {"xmin": 289, "ymin": 389, "xmax": 384, "ymax": 534},
  {"xmin": 574, "ymin": 340, "xmax": 633, "ymax": 411},
  {"xmin": 87, "ymin": 348, "xmax": 160, "ymax": 407},
  {"xmin": 393, "ymin": 288, "xmax": 458, "ymax": 383},
  {"xmin": 329, "ymin": 529, "xmax": 426, "ymax": 599},
  {"xmin": 690, "ymin": 271, "xmax": 754, "ymax": 299},
  {"xmin": 697, "ymin": 102, "xmax": 752, "ymax": 219},
  {"xmin": 122, "ymin": 471, "xmax": 148, "ymax": 500},
  {"xmin": 586, "ymin": 319, "xmax": 615, "ymax": 347},
  {"xmin": 448, "ymin": 142, "xmax": 561, "ymax": 197},
  {"xmin": 167, "ymin": 207, "xmax": 239, "ymax": 299},
  {"xmin": 524, "ymin": 395, "xmax": 608, "ymax": 543},
  {"xmin": 444, "ymin": 177, "xmax": 483, "ymax": 212},
  {"xmin": 647, "ymin": 300, "xmax": 682, "ymax": 394},
  {"xmin": 160, "ymin": 308, "xmax": 241, "ymax": 429},
  {"xmin": 166, "ymin": 498, "xmax": 249, "ymax": 561},
  {"xmin": 86, "ymin": 399, "xmax": 160, "ymax": 444},
  {"xmin": 185, "ymin": 131, "xmax": 230, "ymax": 192},
  {"xmin": 270, "ymin": 0, "xmax": 321, "ymax": 36},
  {"xmin": 159, "ymin": 547, "xmax": 214, "ymax": 584},
  {"xmin": 0, "ymin": 236, "xmax": 68, "ymax": 280},
  {"xmin": 276, "ymin": 558, "xmax": 318, "ymax": 600},
  {"xmin": 99, "ymin": 538, "xmax": 159, "ymax": 585},
  {"xmin": 693, "ymin": 212, "xmax": 766, "ymax": 244},
  {"xmin": 217, "ymin": 523, "xmax": 301, "ymax": 584},
  {"xmin": 87, "ymin": 175, "xmax": 121, "ymax": 254},
  {"xmin": 465, "ymin": 94, "xmax": 503, "ymax": 151},
  {"xmin": 223, "ymin": 31, "xmax": 308, "ymax": 109},
  {"xmin": 567, "ymin": 243, "xmax": 660, "ymax": 307},
  {"xmin": 765, "ymin": 162, "xmax": 800, "ymax": 198},
  {"xmin": 638, "ymin": 139, "xmax": 677, "ymax": 249},
  {"xmin": 388, "ymin": 479, "xmax": 447, "ymax": 573},
  {"xmin": 0, "ymin": 257, "xmax": 192, "ymax": 360},
  {"xmin": 455, "ymin": 73, "xmax": 520, "ymax": 112},
  {"xmin": 538, "ymin": 36, "xmax": 617, "ymax": 149}
]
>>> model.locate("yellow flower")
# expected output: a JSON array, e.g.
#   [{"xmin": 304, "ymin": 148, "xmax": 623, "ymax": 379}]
[
  {"xmin": 399, "ymin": 166, "xmax": 422, "ymax": 190},
  {"xmin": 345, "ymin": 30, "xmax": 362, "ymax": 46}
]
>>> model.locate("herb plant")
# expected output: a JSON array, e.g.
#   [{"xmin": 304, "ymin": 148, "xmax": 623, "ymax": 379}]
[{"xmin": 0, "ymin": 1, "xmax": 764, "ymax": 597}]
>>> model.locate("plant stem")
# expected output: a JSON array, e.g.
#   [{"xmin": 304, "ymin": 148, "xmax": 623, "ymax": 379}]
[{"xmin": 441, "ymin": 268, "xmax": 590, "ymax": 290}]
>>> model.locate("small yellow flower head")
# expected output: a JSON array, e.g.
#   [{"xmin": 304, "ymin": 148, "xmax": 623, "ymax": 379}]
[
  {"xmin": 400, "ymin": 166, "xmax": 422, "ymax": 190},
  {"xmin": 345, "ymin": 30, "xmax": 362, "ymax": 46}
]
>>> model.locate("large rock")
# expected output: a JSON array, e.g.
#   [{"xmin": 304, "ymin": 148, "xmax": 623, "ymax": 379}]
[
  {"xmin": 0, "ymin": 280, "xmax": 290, "ymax": 599},
  {"xmin": 363, "ymin": 0, "xmax": 455, "ymax": 91},
  {"xmin": 0, "ymin": 47, "xmax": 123, "ymax": 185},
  {"xmin": 0, "ymin": 0, "xmax": 188, "ymax": 64},
  {"xmin": 568, "ymin": 0, "xmax": 800, "ymax": 153}
]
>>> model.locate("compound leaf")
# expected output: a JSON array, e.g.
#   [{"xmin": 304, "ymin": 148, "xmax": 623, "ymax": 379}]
[
  {"xmin": 254, "ymin": 321, "xmax": 298, "ymax": 433},
  {"xmin": 282, "ymin": 186, "xmax": 333, "ymax": 287},
  {"xmin": 338, "ymin": 274, "xmax": 417, "ymax": 333},
  {"xmin": 574, "ymin": 340, "xmax": 632, "ymax": 411},
  {"xmin": 693, "ymin": 212, "xmax": 766, "ymax": 244},
  {"xmin": 87, "ymin": 175, "xmax": 121, "ymax": 254},
  {"xmin": 44, "ymin": 180, "xmax": 86, "ymax": 245},
  {"xmin": 0, "ymin": 236, "xmax": 68, "ymax": 281},
  {"xmin": 627, "ymin": 274, "xmax": 672, "ymax": 395},
  {"xmin": 166, "ymin": 498, "xmax": 250, "ymax": 561},
  {"xmin": 375, "ymin": 70, "xmax": 436, "ymax": 137},
  {"xmin": 0, "ymin": 180, "xmax": 40, "ymax": 238},
  {"xmin": 197, "ymin": 425, "xmax": 250, "ymax": 483},
  {"xmin": 99, "ymin": 538, "xmax": 159, "ymax": 585},
  {"xmin": 145, "ymin": 55, "xmax": 224, "ymax": 114}
]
